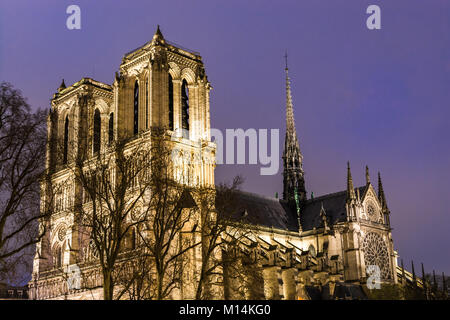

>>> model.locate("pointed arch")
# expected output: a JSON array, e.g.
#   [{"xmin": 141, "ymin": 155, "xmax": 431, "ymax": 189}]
[
  {"xmin": 181, "ymin": 79, "xmax": 189, "ymax": 138},
  {"xmin": 168, "ymin": 62, "xmax": 181, "ymax": 80},
  {"xmin": 108, "ymin": 112, "xmax": 114, "ymax": 145},
  {"xmin": 168, "ymin": 73, "xmax": 174, "ymax": 130},
  {"xmin": 63, "ymin": 115, "xmax": 69, "ymax": 164},
  {"xmin": 180, "ymin": 67, "xmax": 196, "ymax": 85},
  {"xmin": 56, "ymin": 246, "xmax": 62, "ymax": 268},
  {"xmin": 131, "ymin": 227, "xmax": 136, "ymax": 250},
  {"xmin": 93, "ymin": 109, "xmax": 101, "ymax": 154},
  {"xmin": 145, "ymin": 77, "xmax": 149, "ymax": 130},
  {"xmin": 133, "ymin": 80, "xmax": 139, "ymax": 135}
]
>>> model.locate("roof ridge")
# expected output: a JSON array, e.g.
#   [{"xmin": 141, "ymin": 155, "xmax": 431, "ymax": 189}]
[
  {"xmin": 236, "ymin": 190, "xmax": 280, "ymax": 202},
  {"xmin": 308, "ymin": 186, "xmax": 365, "ymax": 202}
]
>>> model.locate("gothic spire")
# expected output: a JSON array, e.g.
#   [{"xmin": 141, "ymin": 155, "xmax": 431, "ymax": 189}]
[
  {"xmin": 365, "ymin": 165, "xmax": 370, "ymax": 185},
  {"xmin": 282, "ymin": 52, "xmax": 306, "ymax": 204},
  {"xmin": 412, "ymin": 260, "xmax": 417, "ymax": 285},
  {"xmin": 284, "ymin": 52, "xmax": 298, "ymax": 145},
  {"xmin": 346, "ymin": 162, "xmax": 356, "ymax": 201},
  {"xmin": 378, "ymin": 172, "xmax": 389, "ymax": 211}
]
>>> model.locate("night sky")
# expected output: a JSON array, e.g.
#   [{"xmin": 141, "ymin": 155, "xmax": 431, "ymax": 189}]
[{"xmin": 1, "ymin": 0, "xmax": 449, "ymax": 275}]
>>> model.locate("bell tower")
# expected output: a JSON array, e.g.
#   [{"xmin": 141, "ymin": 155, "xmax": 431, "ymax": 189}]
[{"xmin": 116, "ymin": 26, "xmax": 216, "ymax": 187}]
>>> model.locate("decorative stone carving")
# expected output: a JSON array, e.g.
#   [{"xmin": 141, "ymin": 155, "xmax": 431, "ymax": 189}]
[{"xmin": 362, "ymin": 232, "xmax": 392, "ymax": 280}]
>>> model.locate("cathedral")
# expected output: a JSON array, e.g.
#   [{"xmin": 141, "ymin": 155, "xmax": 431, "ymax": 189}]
[{"xmin": 29, "ymin": 27, "xmax": 403, "ymax": 300}]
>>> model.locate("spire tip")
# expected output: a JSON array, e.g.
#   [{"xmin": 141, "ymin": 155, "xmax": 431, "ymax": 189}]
[
  {"xmin": 284, "ymin": 50, "xmax": 288, "ymax": 70},
  {"xmin": 365, "ymin": 165, "xmax": 370, "ymax": 184}
]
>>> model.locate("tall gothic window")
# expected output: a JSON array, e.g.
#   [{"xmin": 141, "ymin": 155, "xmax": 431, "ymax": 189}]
[
  {"xmin": 131, "ymin": 227, "xmax": 136, "ymax": 250},
  {"xmin": 55, "ymin": 246, "xmax": 62, "ymax": 268},
  {"xmin": 108, "ymin": 112, "xmax": 114, "ymax": 145},
  {"xmin": 93, "ymin": 109, "xmax": 101, "ymax": 155},
  {"xmin": 181, "ymin": 79, "xmax": 189, "ymax": 138},
  {"xmin": 145, "ymin": 79, "xmax": 149, "ymax": 130},
  {"xmin": 134, "ymin": 81, "xmax": 139, "ymax": 135},
  {"xmin": 168, "ymin": 74, "xmax": 174, "ymax": 131},
  {"xmin": 63, "ymin": 116, "xmax": 69, "ymax": 164}
]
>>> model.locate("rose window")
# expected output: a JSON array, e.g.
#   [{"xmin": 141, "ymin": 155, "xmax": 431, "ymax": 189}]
[
  {"xmin": 57, "ymin": 226, "xmax": 67, "ymax": 242},
  {"xmin": 362, "ymin": 232, "xmax": 392, "ymax": 280}
]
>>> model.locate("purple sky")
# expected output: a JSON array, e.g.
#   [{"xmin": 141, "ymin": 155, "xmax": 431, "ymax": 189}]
[{"xmin": 1, "ymin": 0, "xmax": 449, "ymax": 274}]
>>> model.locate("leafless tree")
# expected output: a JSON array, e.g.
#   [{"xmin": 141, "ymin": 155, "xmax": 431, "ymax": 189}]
[
  {"xmin": 117, "ymin": 172, "xmax": 259, "ymax": 300},
  {"xmin": 192, "ymin": 175, "xmax": 254, "ymax": 299},
  {"xmin": 132, "ymin": 130, "xmax": 201, "ymax": 300},
  {"xmin": 69, "ymin": 127, "xmax": 202, "ymax": 300},
  {"xmin": 70, "ymin": 131, "xmax": 154, "ymax": 299},
  {"xmin": 63, "ymin": 122, "xmax": 261, "ymax": 300},
  {"xmin": 0, "ymin": 82, "xmax": 49, "ymax": 285},
  {"xmin": 113, "ymin": 246, "xmax": 154, "ymax": 300}
]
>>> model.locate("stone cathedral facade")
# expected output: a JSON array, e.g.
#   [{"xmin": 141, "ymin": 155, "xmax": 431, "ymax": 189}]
[{"xmin": 29, "ymin": 27, "xmax": 400, "ymax": 300}]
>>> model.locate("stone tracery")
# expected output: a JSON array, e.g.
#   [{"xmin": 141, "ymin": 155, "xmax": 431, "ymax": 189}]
[{"xmin": 362, "ymin": 232, "xmax": 392, "ymax": 280}]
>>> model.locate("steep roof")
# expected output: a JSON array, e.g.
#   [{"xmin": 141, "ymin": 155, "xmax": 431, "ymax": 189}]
[
  {"xmin": 52, "ymin": 77, "xmax": 112, "ymax": 101},
  {"xmin": 230, "ymin": 186, "xmax": 367, "ymax": 232},
  {"xmin": 230, "ymin": 191, "xmax": 299, "ymax": 231},
  {"xmin": 301, "ymin": 190, "xmax": 348, "ymax": 231},
  {"xmin": 302, "ymin": 186, "xmax": 366, "ymax": 231}
]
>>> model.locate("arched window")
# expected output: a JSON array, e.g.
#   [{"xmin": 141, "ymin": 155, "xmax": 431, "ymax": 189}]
[
  {"xmin": 131, "ymin": 227, "xmax": 136, "ymax": 250},
  {"xmin": 145, "ymin": 79, "xmax": 149, "ymax": 130},
  {"xmin": 55, "ymin": 246, "xmax": 62, "ymax": 268},
  {"xmin": 108, "ymin": 113, "xmax": 114, "ymax": 145},
  {"xmin": 134, "ymin": 81, "xmax": 139, "ymax": 135},
  {"xmin": 181, "ymin": 79, "xmax": 189, "ymax": 138},
  {"xmin": 63, "ymin": 116, "xmax": 69, "ymax": 164},
  {"xmin": 93, "ymin": 109, "xmax": 101, "ymax": 154},
  {"xmin": 168, "ymin": 74, "xmax": 174, "ymax": 131}
]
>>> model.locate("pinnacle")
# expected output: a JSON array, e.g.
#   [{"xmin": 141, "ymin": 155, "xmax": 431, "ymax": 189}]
[
  {"xmin": 58, "ymin": 79, "xmax": 66, "ymax": 92},
  {"xmin": 154, "ymin": 25, "xmax": 164, "ymax": 39}
]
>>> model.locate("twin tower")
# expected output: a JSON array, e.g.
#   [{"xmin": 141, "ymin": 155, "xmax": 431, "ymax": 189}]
[{"xmin": 46, "ymin": 26, "xmax": 216, "ymax": 186}]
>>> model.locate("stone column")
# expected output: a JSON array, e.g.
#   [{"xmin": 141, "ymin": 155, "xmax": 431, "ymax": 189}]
[
  {"xmin": 68, "ymin": 224, "xmax": 79, "ymax": 265},
  {"xmin": 188, "ymin": 84, "xmax": 198, "ymax": 141},
  {"xmin": 172, "ymin": 79, "xmax": 182, "ymax": 135},
  {"xmin": 297, "ymin": 270, "xmax": 313, "ymax": 300},
  {"xmin": 205, "ymin": 84, "xmax": 211, "ymax": 141},
  {"xmin": 262, "ymin": 266, "xmax": 281, "ymax": 300},
  {"xmin": 342, "ymin": 226, "xmax": 363, "ymax": 282},
  {"xmin": 139, "ymin": 72, "xmax": 146, "ymax": 132},
  {"xmin": 281, "ymin": 268, "xmax": 297, "ymax": 299},
  {"xmin": 150, "ymin": 65, "xmax": 166, "ymax": 128},
  {"xmin": 197, "ymin": 82, "xmax": 206, "ymax": 140},
  {"xmin": 116, "ymin": 76, "xmax": 132, "ymax": 137}
]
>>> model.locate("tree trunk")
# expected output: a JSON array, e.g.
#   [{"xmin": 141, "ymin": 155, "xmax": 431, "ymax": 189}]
[
  {"xmin": 103, "ymin": 269, "xmax": 114, "ymax": 300},
  {"xmin": 195, "ymin": 270, "xmax": 205, "ymax": 299},
  {"xmin": 156, "ymin": 271, "xmax": 164, "ymax": 300}
]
